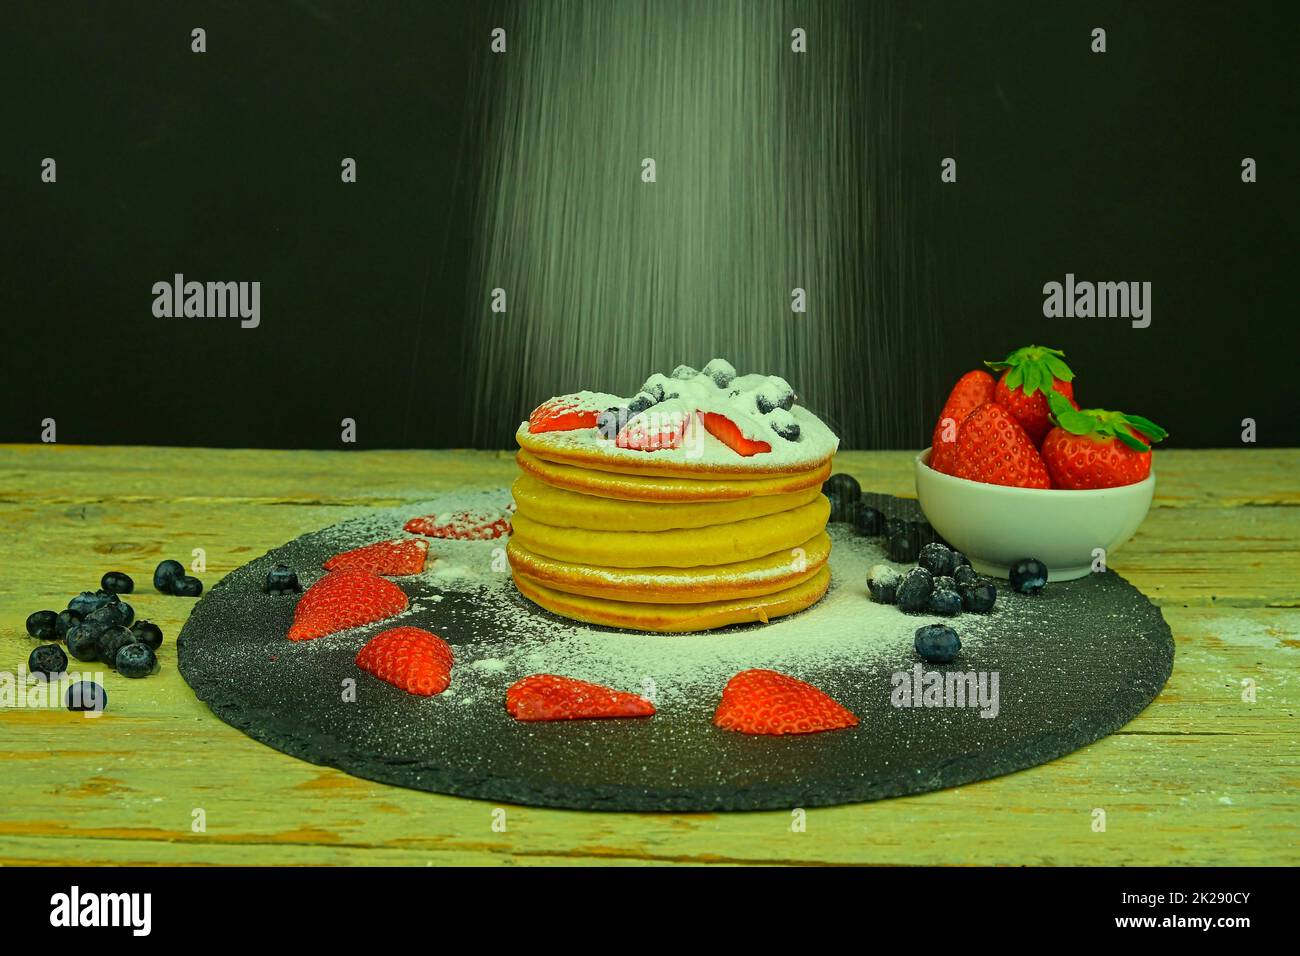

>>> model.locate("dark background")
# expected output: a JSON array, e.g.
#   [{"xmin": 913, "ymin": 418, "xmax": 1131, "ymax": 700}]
[{"xmin": 4, "ymin": 1, "xmax": 1296, "ymax": 449}]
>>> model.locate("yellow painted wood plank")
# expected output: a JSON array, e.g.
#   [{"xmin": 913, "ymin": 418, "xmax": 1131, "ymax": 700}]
[{"xmin": 0, "ymin": 445, "xmax": 1296, "ymax": 866}]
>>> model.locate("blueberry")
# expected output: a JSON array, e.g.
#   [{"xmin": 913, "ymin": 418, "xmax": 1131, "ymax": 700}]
[
  {"xmin": 65, "ymin": 625, "xmax": 101, "ymax": 662},
  {"xmin": 84, "ymin": 604, "xmax": 130, "ymax": 631},
  {"xmin": 866, "ymin": 564, "xmax": 901, "ymax": 604},
  {"xmin": 953, "ymin": 565, "xmax": 979, "ymax": 589},
  {"xmin": 1010, "ymin": 558, "xmax": 1048, "ymax": 595},
  {"xmin": 961, "ymin": 582, "xmax": 998, "ymax": 613},
  {"xmin": 755, "ymin": 377, "xmax": 795, "ymax": 414},
  {"xmin": 822, "ymin": 473, "xmax": 861, "ymax": 506},
  {"xmin": 153, "ymin": 559, "xmax": 186, "ymax": 593},
  {"xmin": 950, "ymin": 550, "xmax": 971, "ymax": 570},
  {"xmin": 918, "ymin": 542, "xmax": 954, "ymax": 577},
  {"xmin": 130, "ymin": 620, "xmax": 164, "ymax": 650},
  {"xmin": 670, "ymin": 364, "xmax": 698, "ymax": 380},
  {"xmin": 264, "ymin": 564, "xmax": 301, "ymax": 595},
  {"xmin": 886, "ymin": 520, "xmax": 923, "ymax": 562},
  {"xmin": 915, "ymin": 624, "xmax": 961, "ymax": 664},
  {"xmin": 626, "ymin": 391, "xmax": 657, "ymax": 415},
  {"xmin": 29, "ymin": 644, "xmax": 68, "ymax": 678},
  {"xmin": 701, "ymin": 359, "xmax": 736, "ymax": 389},
  {"xmin": 116, "ymin": 643, "xmax": 157, "ymax": 679},
  {"xmin": 853, "ymin": 503, "xmax": 885, "ymax": 537},
  {"xmin": 100, "ymin": 571, "xmax": 134, "ymax": 594},
  {"xmin": 97, "ymin": 626, "xmax": 137, "ymax": 666},
  {"xmin": 896, "ymin": 567, "xmax": 934, "ymax": 613},
  {"xmin": 171, "ymin": 575, "xmax": 203, "ymax": 597},
  {"xmin": 932, "ymin": 575, "xmax": 955, "ymax": 592},
  {"xmin": 54, "ymin": 609, "xmax": 83, "ymax": 641},
  {"xmin": 928, "ymin": 588, "xmax": 962, "ymax": 616},
  {"xmin": 65, "ymin": 681, "xmax": 107, "ymax": 713},
  {"xmin": 640, "ymin": 377, "xmax": 668, "ymax": 403},
  {"xmin": 68, "ymin": 590, "xmax": 118, "ymax": 616},
  {"xmin": 769, "ymin": 417, "xmax": 800, "ymax": 441},
  {"xmin": 26, "ymin": 610, "xmax": 58, "ymax": 640}
]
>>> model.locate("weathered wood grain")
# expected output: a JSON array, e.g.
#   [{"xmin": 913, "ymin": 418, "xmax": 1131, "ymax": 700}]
[{"xmin": 0, "ymin": 445, "xmax": 1295, "ymax": 866}]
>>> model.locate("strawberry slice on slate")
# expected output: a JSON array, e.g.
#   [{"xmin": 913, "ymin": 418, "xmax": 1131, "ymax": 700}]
[
  {"xmin": 404, "ymin": 509, "xmax": 512, "ymax": 540},
  {"xmin": 505, "ymin": 674, "xmax": 656, "ymax": 722},
  {"xmin": 713, "ymin": 668, "xmax": 858, "ymax": 736},
  {"xmin": 702, "ymin": 412, "xmax": 771, "ymax": 457},
  {"xmin": 355, "ymin": 626, "xmax": 454, "ymax": 696},
  {"xmin": 323, "ymin": 538, "xmax": 429, "ymax": 576},
  {"xmin": 286, "ymin": 570, "xmax": 408, "ymax": 642}
]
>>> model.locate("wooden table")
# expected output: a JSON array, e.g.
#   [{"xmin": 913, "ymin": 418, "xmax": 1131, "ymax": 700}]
[{"xmin": 0, "ymin": 445, "xmax": 1295, "ymax": 866}]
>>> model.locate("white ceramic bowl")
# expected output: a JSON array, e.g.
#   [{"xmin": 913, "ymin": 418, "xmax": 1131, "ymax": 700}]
[{"xmin": 913, "ymin": 448, "xmax": 1155, "ymax": 581}]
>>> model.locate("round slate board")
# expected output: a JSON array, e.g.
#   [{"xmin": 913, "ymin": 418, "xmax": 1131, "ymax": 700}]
[{"xmin": 177, "ymin": 491, "xmax": 1173, "ymax": 812}]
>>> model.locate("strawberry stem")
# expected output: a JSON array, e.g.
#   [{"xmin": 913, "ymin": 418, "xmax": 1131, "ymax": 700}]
[
  {"xmin": 984, "ymin": 345, "xmax": 1074, "ymax": 396},
  {"xmin": 1047, "ymin": 391, "xmax": 1168, "ymax": 451}
]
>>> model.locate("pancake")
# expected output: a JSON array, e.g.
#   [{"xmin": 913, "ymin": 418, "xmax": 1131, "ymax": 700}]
[
  {"xmin": 510, "ymin": 496, "xmax": 831, "ymax": 569},
  {"xmin": 516, "ymin": 449, "xmax": 832, "ymax": 503},
  {"xmin": 512, "ymin": 472, "xmax": 823, "ymax": 532},
  {"xmin": 508, "ymin": 532, "xmax": 831, "ymax": 604},
  {"xmin": 514, "ymin": 565, "xmax": 832, "ymax": 633}
]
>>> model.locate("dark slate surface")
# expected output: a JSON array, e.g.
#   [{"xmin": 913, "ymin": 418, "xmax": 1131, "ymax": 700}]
[{"xmin": 177, "ymin": 495, "xmax": 1174, "ymax": 812}]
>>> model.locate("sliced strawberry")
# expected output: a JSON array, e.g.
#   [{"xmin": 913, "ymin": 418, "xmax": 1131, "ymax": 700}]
[
  {"xmin": 404, "ymin": 509, "xmax": 511, "ymax": 540},
  {"xmin": 355, "ymin": 626, "xmax": 454, "ymax": 696},
  {"xmin": 528, "ymin": 394, "xmax": 601, "ymax": 433},
  {"xmin": 930, "ymin": 370, "xmax": 996, "ymax": 475},
  {"xmin": 615, "ymin": 410, "xmax": 688, "ymax": 451},
  {"xmin": 505, "ymin": 674, "xmax": 656, "ymax": 722},
  {"xmin": 287, "ymin": 570, "xmax": 408, "ymax": 642},
  {"xmin": 713, "ymin": 668, "xmax": 858, "ymax": 736},
  {"xmin": 702, "ymin": 412, "xmax": 771, "ymax": 457},
  {"xmin": 323, "ymin": 538, "xmax": 429, "ymax": 575}
]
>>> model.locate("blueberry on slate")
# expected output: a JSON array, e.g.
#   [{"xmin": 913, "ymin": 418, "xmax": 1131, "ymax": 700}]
[
  {"xmin": 97, "ymin": 626, "xmax": 137, "ymax": 666},
  {"xmin": 918, "ymin": 542, "xmax": 954, "ymax": 577},
  {"xmin": 116, "ymin": 643, "xmax": 157, "ymax": 679},
  {"xmin": 961, "ymin": 582, "xmax": 998, "ymax": 613},
  {"xmin": 54, "ymin": 609, "xmax": 83, "ymax": 640},
  {"xmin": 896, "ymin": 567, "xmax": 934, "ymax": 613},
  {"xmin": 65, "ymin": 625, "xmax": 101, "ymax": 662},
  {"xmin": 100, "ymin": 571, "xmax": 134, "ymax": 594},
  {"xmin": 29, "ymin": 644, "xmax": 68, "ymax": 678},
  {"xmin": 932, "ymin": 575, "xmax": 956, "ymax": 593},
  {"xmin": 915, "ymin": 624, "xmax": 962, "ymax": 664},
  {"xmin": 953, "ymin": 565, "xmax": 979, "ymax": 589},
  {"xmin": 264, "ymin": 564, "xmax": 302, "ymax": 595},
  {"xmin": 130, "ymin": 620, "xmax": 164, "ymax": 650},
  {"xmin": 866, "ymin": 564, "xmax": 901, "ymax": 604},
  {"xmin": 670, "ymin": 364, "xmax": 698, "ymax": 380},
  {"xmin": 822, "ymin": 474, "xmax": 861, "ymax": 522},
  {"xmin": 853, "ymin": 502, "xmax": 885, "ymax": 537},
  {"xmin": 65, "ymin": 681, "xmax": 107, "ymax": 713},
  {"xmin": 886, "ymin": 520, "xmax": 923, "ymax": 563},
  {"xmin": 26, "ymin": 610, "xmax": 58, "ymax": 640},
  {"xmin": 1010, "ymin": 558, "xmax": 1048, "ymax": 595},
  {"xmin": 171, "ymin": 575, "xmax": 203, "ymax": 597},
  {"xmin": 769, "ymin": 414, "xmax": 800, "ymax": 441},
  {"xmin": 68, "ymin": 590, "xmax": 117, "ymax": 616},
  {"xmin": 153, "ymin": 559, "xmax": 186, "ymax": 594},
  {"xmin": 928, "ymin": 588, "xmax": 962, "ymax": 616},
  {"xmin": 701, "ymin": 358, "xmax": 736, "ymax": 389},
  {"xmin": 950, "ymin": 550, "xmax": 971, "ymax": 570}
]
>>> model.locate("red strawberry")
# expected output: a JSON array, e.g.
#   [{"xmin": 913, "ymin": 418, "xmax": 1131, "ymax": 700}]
[
  {"xmin": 287, "ymin": 570, "xmax": 408, "ymax": 642},
  {"xmin": 702, "ymin": 412, "xmax": 771, "ymax": 457},
  {"xmin": 985, "ymin": 345, "xmax": 1079, "ymax": 444},
  {"xmin": 929, "ymin": 369, "xmax": 996, "ymax": 475},
  {"xmin": 505, "ymin": 674, "xmax": 656, "ymax": 722},
  {"xmin": 528, "ymin": 394, "xmax": 600, "ymax": 433},
  {"xmin": 323, "ymin": 538, "xmax": 429, "ymax": 575},
  {"xmin": 713, "ymin": 668, "xmax": 858, "ymax": 736},
  {"xmin": 355, "ymin": 626, "xmax": 453, "ymax": 696},
  {"xmin": 952, "ymin": 403, "xmax": 1052, "ymax": 488},
  {"xmin": 615, "ymin": 410, "xmax": 688, "ymax": 451},
  {"xmin": 1040, "ymin": 393, "xmax": 1167, "ymax": 489},
  {"xmin": 404, "ymin": 509, "xmax": 511, "ymax": 540}
]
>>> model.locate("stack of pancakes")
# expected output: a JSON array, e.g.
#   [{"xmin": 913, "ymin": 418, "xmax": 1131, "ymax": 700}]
[{"xmin": 508, "ymin": 438, "xmax": 835, "ymax": 633}]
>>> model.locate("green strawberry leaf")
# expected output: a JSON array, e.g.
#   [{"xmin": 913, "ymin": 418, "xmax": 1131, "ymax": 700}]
[
  {"xmin": 1122, "ymin": 414, "xmax": 1168, "ymax": 442},
  {"xmin": 1047, "ymin": 392, "xmax": 1167, "ymax": 450},
  {"xmin": 985, "ymin": 345, "xmax": 1074, "ymax": 396},
  {"xmin": 1115, "ymin": 425, "xmax": 1151, "ymax": 452},
  {"xmin": 1005, "ymin": 366, "xmax": 1023, "ymax": 390}
]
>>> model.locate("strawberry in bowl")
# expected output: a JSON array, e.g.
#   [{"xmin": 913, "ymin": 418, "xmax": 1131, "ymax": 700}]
[{"xmin": 916, "ymin": 347, "xmax": 1167, "ymax": 581}]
